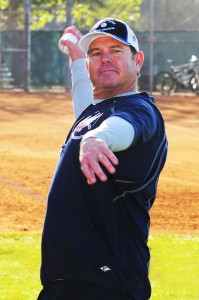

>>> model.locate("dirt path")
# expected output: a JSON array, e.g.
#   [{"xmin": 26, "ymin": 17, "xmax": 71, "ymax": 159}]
[{"xmin": 0, "ymin": 91, "xmax": 198, "ymax": 234}]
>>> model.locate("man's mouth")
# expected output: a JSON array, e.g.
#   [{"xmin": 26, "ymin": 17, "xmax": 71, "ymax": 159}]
[{"xmin": 99, "ymin": 69, "xmax": 117, "ymax": 75}]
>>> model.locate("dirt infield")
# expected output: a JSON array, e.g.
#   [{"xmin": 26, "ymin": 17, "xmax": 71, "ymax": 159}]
[{"xmin": 0, "ymin": 91, "xmax": 198, "ymax": 234}]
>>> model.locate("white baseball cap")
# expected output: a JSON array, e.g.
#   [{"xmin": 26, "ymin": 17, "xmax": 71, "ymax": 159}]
[{"xmin": 78, "ymin": 18, "xmax": 139, "ymax": 53}]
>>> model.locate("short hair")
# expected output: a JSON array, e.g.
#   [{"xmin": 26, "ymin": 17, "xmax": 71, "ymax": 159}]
[{"xmin": 130, "ymin": 46, "xmax": 137, "ymax": 56}]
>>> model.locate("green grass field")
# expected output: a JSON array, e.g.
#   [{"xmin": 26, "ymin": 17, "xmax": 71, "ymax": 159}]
[{"xmin": 0, "ymin": 233, "xmax": 199, "ymax": 300}]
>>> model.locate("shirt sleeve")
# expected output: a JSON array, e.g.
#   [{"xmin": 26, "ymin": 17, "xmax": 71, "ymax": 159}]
[
  {"xmin": 111, "ymin": 99, "xmax": 158, "ymax": 145},
  {"xmin": 81, "ymin": 116, "xmax": 135, "ymax": 152},
  {"xmin": 70, "ymin": 58, "xmax": 93, "ymax": 119}
]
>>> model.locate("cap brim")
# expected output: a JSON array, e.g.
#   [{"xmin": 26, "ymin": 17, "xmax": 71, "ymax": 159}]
[{"xmin": 78, "ymin": 32, "xmax": 131, "ymax": 53}]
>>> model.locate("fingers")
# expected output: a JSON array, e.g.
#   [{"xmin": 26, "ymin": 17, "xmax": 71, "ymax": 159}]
[
  {"xmin": 79, "ymin": 138, "xmax": 119, "ymax": 185},
  {"xmin": 81, "ymin": 153, "xmax": 116, "ymax": 185},
  {"xmin": 81, "ymin": 159, "xmax": 107, "ymax": 185},
  {"xmin": 63, "ymin": 26, "xmax": 83, "ymax": 40},
  {"xmin": 60, "ymin": 26, "xmax": 82, "ymax": 47},
  {"xmin": 98, "ymin": 149, "xmax": 119, "ymax": 167},
  {"xmin": 58, "ymin": 26, "xmax": 85, "ymax": 60}
]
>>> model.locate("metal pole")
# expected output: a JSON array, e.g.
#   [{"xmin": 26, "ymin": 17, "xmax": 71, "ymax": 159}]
[
  {"xmin": 24, "ymin": 0, "xmax": 31, "ymax": 91},
  {"xmin": 65, "ymin": 0, "xmax": 73, "ymax": 91},
  {"xmin": 0, "ymin": 11, "xmax": 2, "ymax": 81},
  {"xmin": 149, "ymin": 0, "xmax": 154, "ymax": 93}
]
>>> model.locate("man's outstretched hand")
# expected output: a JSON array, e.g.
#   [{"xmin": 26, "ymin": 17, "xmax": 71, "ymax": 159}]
[{"xmin": 79, "ymin": 137, "xmax": 119, "ymax": 185}]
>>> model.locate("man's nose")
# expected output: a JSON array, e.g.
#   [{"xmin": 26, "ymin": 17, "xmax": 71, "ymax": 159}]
[{"xmin": 101, "ymin": 51, "xmax": 112, "ymax": 63}]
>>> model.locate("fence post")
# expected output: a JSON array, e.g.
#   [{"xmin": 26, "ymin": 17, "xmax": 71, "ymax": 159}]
[
  {"xmin": 0, "ymin": 11, "xmax": 2, "ymax": 79},
  {"xmin": 149, "ymin": 0, "xmax": 154, "ymax": 94},
  {"xmin": 24, "ymin": 0, "xmax": 31, "ymax": 91},
  {"xmin": 65, "ymin": 0, "xmax": 73, "ymax": 92}
]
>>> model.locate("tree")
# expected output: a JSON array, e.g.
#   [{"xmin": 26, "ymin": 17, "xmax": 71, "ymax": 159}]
[
  {"xmin": 136, "ymin": 0, "xmax": 199, "ymax": 31},
  {"xmin": 1, "ymin": 0, "xmax": 199, "ymax": 31},
  {"xmin": 0, "ymin": 0, "xmax": 143, "ymax": 30},
  {"xmin": 73, "ymin": 0, "xmax": 142, "ymax": 30},
  {"xmin": 0, "ymin": 0, "xmax": 25, "ymax": 29}
]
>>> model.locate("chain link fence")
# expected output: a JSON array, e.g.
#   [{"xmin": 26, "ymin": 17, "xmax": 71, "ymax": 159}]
[
  {"xmin": 0, "ymin": 7, "xmax": 199, "ymax": 92},
  {"xmin": 0, "ymin": 9, "xmax": 28, "ymax": 90}
]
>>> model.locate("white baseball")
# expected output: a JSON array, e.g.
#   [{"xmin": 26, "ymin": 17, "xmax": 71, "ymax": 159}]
[
  {"xmin": 58, "ymin": 33, "xmax": 78, "ymax": 55},
  {"xmin": 62, "ymin": 33, "xmax": 78, "ymax": 44}
]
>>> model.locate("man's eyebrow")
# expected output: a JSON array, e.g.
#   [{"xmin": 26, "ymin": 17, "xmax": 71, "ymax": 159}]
[
  {"xmin": 88, "ymin": 44, "xmax": 124, "ymax": 55},
  {"xmin": 110, "ymin": 45, "xmax": 124, "ymax": 49},
  {"xmin": 88, "ymin": 47, "xmax": 100, "ymax": 55}
]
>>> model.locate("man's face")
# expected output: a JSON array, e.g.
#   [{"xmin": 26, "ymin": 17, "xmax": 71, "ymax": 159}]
[{"xmin": 87, "ymin": 36, "xmax": 143, "ymax": 95}]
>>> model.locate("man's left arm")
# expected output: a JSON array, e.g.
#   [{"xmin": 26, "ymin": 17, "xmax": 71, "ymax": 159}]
[{"xmin": 79, "ymin": 116, "xmax": 135, "ymax": 184}]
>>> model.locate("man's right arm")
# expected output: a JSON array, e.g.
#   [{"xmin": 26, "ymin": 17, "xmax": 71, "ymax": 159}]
[
  {"xmin": 58, "ymin": 26, "xmax": 93, "ymax": 119},
  {"xmin": 70, "ymin": 58, "xmax": 93, "ymax": 119}
]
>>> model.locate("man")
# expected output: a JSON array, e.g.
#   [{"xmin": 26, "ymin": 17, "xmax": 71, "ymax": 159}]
[{"xmin": 37, "ymin": 18, "xmax": 167, "ymax": 300}]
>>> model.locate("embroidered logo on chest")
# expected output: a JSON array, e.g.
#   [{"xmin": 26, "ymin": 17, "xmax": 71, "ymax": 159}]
[{"xmin": 71, "ymin": 112, "xmax": 103, "ymax": 140}]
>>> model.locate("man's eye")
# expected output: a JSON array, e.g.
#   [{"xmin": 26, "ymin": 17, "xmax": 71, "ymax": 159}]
[
  {"xmin": 113, "ymin": 49, "xmax": 122, "ymax": 54},
  {"xmin": 91, "ymin": 51, "xmax": 101, "ymax": 57}
]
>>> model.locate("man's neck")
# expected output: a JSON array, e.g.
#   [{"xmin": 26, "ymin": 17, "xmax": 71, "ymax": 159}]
[
  {"xmin": 93, "ymin": 83, "xmax": 138, "ymax": 100},
  {"xmin": 93, "ymin": 91, "xmax": 139, "ymax": 103}
]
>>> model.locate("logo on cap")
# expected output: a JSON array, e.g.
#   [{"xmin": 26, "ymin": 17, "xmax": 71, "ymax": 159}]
[{"xmin": 101, "ymin": 22, "xmax": 107, "ymax": 28}]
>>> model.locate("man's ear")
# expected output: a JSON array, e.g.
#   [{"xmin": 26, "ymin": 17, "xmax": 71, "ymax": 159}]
[{"xmin": 135, "ymin": 51, "xmax": 144, "ymax": 74}]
